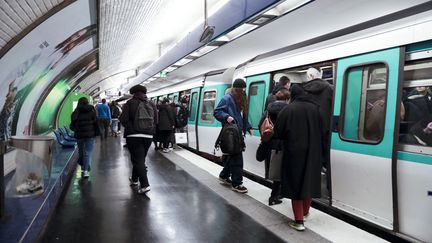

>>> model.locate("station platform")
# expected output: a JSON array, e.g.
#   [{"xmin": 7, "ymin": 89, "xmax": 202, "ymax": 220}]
[{"xmin": 41, "ymin": 137, "xmax": 387, "ymax": 243}]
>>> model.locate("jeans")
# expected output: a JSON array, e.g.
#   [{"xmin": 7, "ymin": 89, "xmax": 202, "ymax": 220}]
[
  {"xmin": 77, "ymin": 138, "xmax": 95, "ymax": 171},
  {"xmin": 219, "ymin": 153, "xmax": 244, "ymax": 187},
  {"xmin": 111, "ymin": 119, "xmax": 119, "ymax": 134},
  {"xmin": 98, "ymin": 118, "xmax": 110, "ymax": 139},
  {"xmin": 126, "ymin": 137, "xmax": 152, "ymax": 188}
]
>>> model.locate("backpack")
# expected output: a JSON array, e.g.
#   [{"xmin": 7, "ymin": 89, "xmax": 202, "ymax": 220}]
[
  {"xmin": 175, "ymin": 107, "xmax": 188, "ymax": 128},
  {"xmin": 215, "ymin": 123, "xmax": 245, "ymax": 154},
  {"xmin": 133, "ymin": 101, "xmax": 155, "ymax": 133},
  {"xmin": 111, "ymin": 105, "xmax": 120, "ymax": 118}
]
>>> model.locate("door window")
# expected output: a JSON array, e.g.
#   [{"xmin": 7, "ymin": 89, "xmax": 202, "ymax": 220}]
[
  {"xmin": 200, "ymin": 91, "xmax": 216, "ymax": 123},
  {"xmin": 248, "ymin": 82, "xmax": 266, "ymax": 129},
  {"xmin": 341, "ymin": 63, "xmax": 388, "ymax": 143},
  {"xmin": 189, "ymin": 92, "xmax": 198, "ymax": 121}
]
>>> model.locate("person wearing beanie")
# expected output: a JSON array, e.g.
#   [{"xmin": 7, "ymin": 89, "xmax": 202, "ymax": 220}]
[
  {"xmin": 120, "ymin": 84, "xmax": 158, "ymax": 194},
  {"xmin": 213, "ymin": 78, "xmax": 252, "ymax": 193}
]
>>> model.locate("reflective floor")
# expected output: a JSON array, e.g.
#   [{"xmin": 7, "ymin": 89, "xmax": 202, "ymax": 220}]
[{"xmin": 41, "ymin": 138, "xmax": 285, "ymax": 242}]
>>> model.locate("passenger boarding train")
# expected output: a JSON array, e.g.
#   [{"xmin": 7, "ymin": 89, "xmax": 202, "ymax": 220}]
[{"xmin": 147, "ymin": 10, "xmax": 432, "ymax": 242}]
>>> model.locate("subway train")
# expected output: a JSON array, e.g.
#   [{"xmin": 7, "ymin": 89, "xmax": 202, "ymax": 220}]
[{"xmin": 147, "ymin": 10, "xmax": 432, "ymax": 242}]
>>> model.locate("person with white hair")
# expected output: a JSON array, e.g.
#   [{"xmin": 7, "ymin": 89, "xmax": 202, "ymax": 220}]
[{"xmin": 302, "ymin": 67, "xmax": 333, "ymax": 170}]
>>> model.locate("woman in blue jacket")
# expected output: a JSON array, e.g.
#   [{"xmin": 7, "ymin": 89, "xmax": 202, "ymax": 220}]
[{"xmin": 214, "ymin": 79, "xmax": 252, "ymax": 193}]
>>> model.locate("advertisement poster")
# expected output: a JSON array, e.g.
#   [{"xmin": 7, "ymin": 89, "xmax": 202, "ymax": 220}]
[{"xmin": 0, "ymin": 0, "xmax": 97, "ymax": 140}]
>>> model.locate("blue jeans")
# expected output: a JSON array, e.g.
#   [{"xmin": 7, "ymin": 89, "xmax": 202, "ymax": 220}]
[
  {"xmin": 219, "ymin": 153, "xmax": 244, "ymax": 187},
  {"xmin": 77, "ymin": 138, "xmax": 95, "ymax": 171}
]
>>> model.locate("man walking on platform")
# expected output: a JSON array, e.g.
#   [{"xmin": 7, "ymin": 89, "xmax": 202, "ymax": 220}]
[
  {"xmin": 96, "ymin": 98, "xmax": 111, "ymax": 140},
  {"xmin": 120, "ymin": 85, "xmax": 158, "ymax": 194}
]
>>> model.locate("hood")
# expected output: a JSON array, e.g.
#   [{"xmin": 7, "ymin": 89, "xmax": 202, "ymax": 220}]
[
  {"xmin": 302, "ymin": 79, "xmax": 330, "ymax": 94},
  {"xmin": 78, "ymin": 104, "xmax": 94, "ymax": 113},
  {"xmin": 267, "ymin": 101, "xmax": 288, "ymax": 115}
]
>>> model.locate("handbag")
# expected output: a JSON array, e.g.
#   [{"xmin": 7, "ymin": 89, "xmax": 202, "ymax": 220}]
[
  {"xmin": 255, "ymin": 142, "xmax": 270, "ymax": 162},
  {"xmin": 174, "ymin": 132, "xmax": 188, "ymax": 144},
  {"xmin": 268, "ymin": 149, "xmax": 283, "ymax": 181},
  {"xmin": 260, "ymin": 111, "xmax": 274, "ymax": 142}
]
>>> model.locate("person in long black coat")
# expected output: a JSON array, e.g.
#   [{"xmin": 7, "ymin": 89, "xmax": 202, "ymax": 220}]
[
  {"xmin": 274, "ymin": 84, "xmax": 323, "ymax": 231},
  {"xmin": 158, "ymin": 98, "xmax": 175, "ymax": 152}
]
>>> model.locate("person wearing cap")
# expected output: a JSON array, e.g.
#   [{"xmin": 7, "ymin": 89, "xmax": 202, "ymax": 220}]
[
  {"xmin": 214, "ymin": 78, "xmax": 253, "ymax": 193},
  {"xmin": 120, "ymin": 85, "xmax": 158, "ymax": 194}
]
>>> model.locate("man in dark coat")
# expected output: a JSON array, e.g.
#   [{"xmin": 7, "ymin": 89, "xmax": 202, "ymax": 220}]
[
  {"xmin": 302, "ymin": 68, "xmax": 333, "ymax": 169},
  {"xmin": 157, "ymin": 98, "xmax": 176, "ymax": 152},
  {"xmin": 274, "ymin": 84, "xmax": 323, "ymax": 231},
  {"xmin": 120, "ymin": 85, "xmax": 158, "ymax": 194}
]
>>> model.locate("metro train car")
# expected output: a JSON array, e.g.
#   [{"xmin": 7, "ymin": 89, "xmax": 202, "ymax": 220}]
[{"xmin": 148, "ymin": 9, "xmax": 432, "ymax": 242}]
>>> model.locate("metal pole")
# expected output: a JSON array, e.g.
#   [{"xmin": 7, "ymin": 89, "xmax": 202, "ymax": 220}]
[{"xmin": 0, "ymin": 140, "xmax": 6, "ymax": 218}]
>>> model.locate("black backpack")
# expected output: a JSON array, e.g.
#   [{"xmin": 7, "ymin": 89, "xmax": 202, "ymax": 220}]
[
  {"xmin": 133, "ymin": 101, "xmax": 155, "ymax": 134},
  {"xmin": 111, "ymin": 106, "xmax": 120, "ymax": 118},
  {"xmin": 215, "ymin": 123, "xmax": 245, "ymax": 154}
]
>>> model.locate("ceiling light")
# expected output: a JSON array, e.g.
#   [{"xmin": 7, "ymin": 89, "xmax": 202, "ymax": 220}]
[
  {"xmin": 224, "ymin": 23, "xmax": 258, "ymax": 41},
  {"xmin": 164, "ymin": 66, "xmax": 178, "ymax": 72},
  {"xmin": 246, "ymin": 14, "xmax": 278, "ymax": 25},
  {"xmin": 174, "ymin": 58, "xmax": 193, "ymax": 66}
]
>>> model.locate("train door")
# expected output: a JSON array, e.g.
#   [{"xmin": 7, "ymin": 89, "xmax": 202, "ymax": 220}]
[
  {"xmin": 197, "ymin": 86, "xmax": 220, "ymax": 155},
  {"xmin": 331, "ymin": 48, "xmax": 401, "ymax": 229},
  {"xmin": 244, "ymin": 73, "xmax": 271, "ymax": 177},
  {"xmin": 396, "ymin": 41, "xmax": 432, "ymax": 242},
  {"xmin": 187, "ymin": 88, "xmax": 201, "ymax": 150}
]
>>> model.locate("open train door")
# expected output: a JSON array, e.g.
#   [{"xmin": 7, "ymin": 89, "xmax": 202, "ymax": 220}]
[
  {"xmin": 187, "ymin": 87, "xmax": 201, "ymax": 150},
  {"xmin": 330, "ymin": 48, "xmax": 402, "ymax": 230}
]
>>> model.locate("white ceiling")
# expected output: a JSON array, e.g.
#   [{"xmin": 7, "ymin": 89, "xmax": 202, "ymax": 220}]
[{"xmin": 0, "ymin": 0, "xmax": 64, "ymax": 49}]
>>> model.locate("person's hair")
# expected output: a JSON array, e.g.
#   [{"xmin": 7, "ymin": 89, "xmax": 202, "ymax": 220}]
[
  {"xmin": 231, "ymin": 87, "xmax": 248, "ymax": 113},
  {"xmin": 306, "ymin": 67, "xmax": 322, "ymax": 81},
  {"xmin": 276, "ymin": 88, "xmax": 290, "ymax": 101},
  {"xmin": 162, "ymin": 97, "xmax": 169, "ymax": 104},
  {"xmin": 78, "ymin": 97, "xmax": 89, "ymax": 106},
  {"xmin": 102, "ymin": 98, "xmax": 106, "ymax": 104},
  {"xmin": 279, "ymin": 76, "xmax": 290, "ymax": 86}
]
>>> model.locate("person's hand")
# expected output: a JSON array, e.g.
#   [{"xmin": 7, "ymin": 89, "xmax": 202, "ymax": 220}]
[
  {"xmin": 248, "ymin": 129, "xmax": 253, "ymax": 136},
  {"xmin": 227, "ymin": 116, "xmax": 234, "ymax": 123}
]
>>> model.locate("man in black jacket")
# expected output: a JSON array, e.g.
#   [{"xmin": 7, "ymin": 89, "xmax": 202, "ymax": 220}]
[{"xmin": 120, "ymin": 85, "xmax": 158, "ymax": 194}]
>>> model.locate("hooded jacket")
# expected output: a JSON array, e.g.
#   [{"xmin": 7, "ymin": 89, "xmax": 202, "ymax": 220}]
[
  {"xmin": 302, "ymin": 78, "xmax": 333, "ymax": 131},
  {"xmin": 71, "ymin": 104, "xmax": 98, "ymax": 139}
]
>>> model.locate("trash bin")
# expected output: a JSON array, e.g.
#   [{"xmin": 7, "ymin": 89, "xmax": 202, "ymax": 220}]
[{"xmin": 10, "ymin": 136, "xmax": 54, "ymax": 177}]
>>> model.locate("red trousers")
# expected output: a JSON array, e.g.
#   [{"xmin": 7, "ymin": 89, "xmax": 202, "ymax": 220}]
[{"xmin": 291, "ymin": 198, "xmax": 312, "ymax": 221}]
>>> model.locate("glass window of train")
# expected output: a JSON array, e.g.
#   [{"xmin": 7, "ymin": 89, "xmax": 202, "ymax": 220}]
[
  {"xmin": 200, "ymin": 91, "xmax": 216, "ymax": 123},
  {"xmin": 189, "ymin": 92, "xmax": 198, "ymax": 121},
  {"xmin": 248, "ymin": 82, "xmax": 266, "ymax": 129},
  {"xmin": 399, "ymin": 58, "xmax": 432, "ymax": 150},
  {"xmin": 341, "ymin": 63, "xmax": 387, "ymax": 143}
]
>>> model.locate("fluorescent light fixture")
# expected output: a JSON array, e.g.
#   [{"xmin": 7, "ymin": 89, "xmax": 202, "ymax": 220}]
[
  {"xmin": 224, "ymin": 23, "xmax": 258, "ymax": 41},
  {"xmin": 190, "ymin": 45, "xmax": 219, "ymax": 57},
  {"xmin": 164, "ymin": 66, "xmax": 178, "ymax": 72},
  {"xmin": 148, "ymin": 77, "xmax": 157, "ymax": 81},
  {"xmin": 272, "ymin": 0, "xmax": 313, "ymax": 15},
  {"xmin": 174, "ymin": 58, "xmax": 193, "ymax": 66},
  {"xmin": 246, "ymin": 14, "xmax": 277, "ymax": 25}
]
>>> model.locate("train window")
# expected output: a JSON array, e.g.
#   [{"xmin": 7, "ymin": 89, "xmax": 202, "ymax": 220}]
[
  {"xmin": 189, "ymin": 92, "xmax": 198, "ymax": 121},
  {"xmin": 341, "ymin": 63, "xmax": 387, "ymax": 143},
  {"xmin": 399, "ymin": 58, "xmax": 432, "ymax": 149},
  {"xmin": 248, "ymin": 82, "xmax": 266, "ymax": 129},
  {"xmin": 200, "ymin": 91, "xmax": 216, "ymax": 123}
]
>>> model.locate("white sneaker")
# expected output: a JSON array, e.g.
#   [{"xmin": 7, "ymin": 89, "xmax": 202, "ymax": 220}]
[
  {"xmin": 83, "ymin": 171, "xmax": 90, "ymax": 178},
  {"xmin": 162, "ymin": 148, "xmax": 170, "ymax": 153},
  {"xmin": 138, "ymin": 186, "xmax": 150, "ymax": 194},
  {"xmin": 288, "ymin": 221, "xmax": 305, "ymax": 231}
]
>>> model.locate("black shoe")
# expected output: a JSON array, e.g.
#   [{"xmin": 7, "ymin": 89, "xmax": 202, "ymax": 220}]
[
  {"xmin": 232, "ymin": 185, "xmax": 248, "ymax": 193},
  {"xmin": 129, "ymin": 177, "xmax": 139, "ymax": 187},
  {"xmin": 268, "ymin": 196, "xmax": 283, "ymax": 206},
  {"xmin": 218, "ymin": 177, "xmax": 232, "ymax": 185}
]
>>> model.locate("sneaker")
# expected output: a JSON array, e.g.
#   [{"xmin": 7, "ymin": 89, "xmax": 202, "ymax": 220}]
[
  {"xmin": 288, "ymin": 221, "xmax": 305, "ymax": 231},
  {"xmin": 162, "ymin": 148, "xmax": 170, "ymax": 153},
  {"xmin": 268, "ymin": 196, "xmax": 283, "ymax": 206},
  {"xmin": 137, "ymin": 186, "xmax": 150, "ymax": 194},
  {"xmin": 232, "ymin": 185, "xmax": 248, "ymax": 193},
  {"xmin": 83, "ymin": 171, "xmax": 90, "ymax": 178},
  {"xmin": 218, "ymin": 177, "xmax": 232, "ymax": 185},
  {"xmin": 129, "ymin": 177, "xmax": 139, "ymax": 187}
]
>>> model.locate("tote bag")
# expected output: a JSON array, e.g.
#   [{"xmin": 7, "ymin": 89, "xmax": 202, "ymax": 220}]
[{"xmin": 175, "ymin": 132, "xmax": 188, "ymax": 144}]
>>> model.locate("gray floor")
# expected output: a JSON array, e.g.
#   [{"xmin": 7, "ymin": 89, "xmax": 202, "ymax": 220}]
[{"xmin": 41, "ymin": 137, "xmax": 287, "ymax": 242}]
